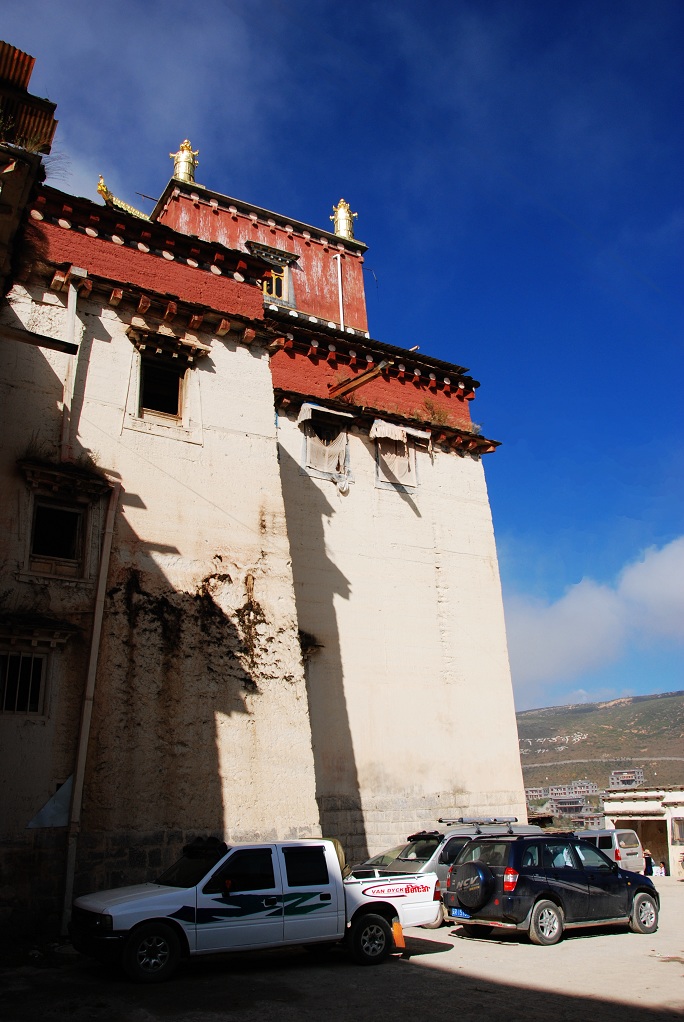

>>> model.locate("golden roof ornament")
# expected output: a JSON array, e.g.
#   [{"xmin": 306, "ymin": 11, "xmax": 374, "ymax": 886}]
[
  {"xmin": 170, "ymin": 139, "xmax": 199, "ymax": 183},
  {"xmin": 97, "ymin": 174, "xmax": 148, "ymax": 219},
  {"xmin": 330, "ymin": 198, "xmax": 357, "ymax": 240}
]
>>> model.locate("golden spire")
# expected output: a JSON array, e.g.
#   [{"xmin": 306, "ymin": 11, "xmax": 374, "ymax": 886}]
[
  {"xmin": 170, "ymin": 139, "xmax": 199, "ymax": 183},
  {"xmin": 330, "ymin": 198, "xmax": 358, "ymax": 240}
]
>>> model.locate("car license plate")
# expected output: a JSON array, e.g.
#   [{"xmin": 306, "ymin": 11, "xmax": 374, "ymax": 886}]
[{"xmin": 449, "ymin": 907, "xmax": 471, "ymax": 919}]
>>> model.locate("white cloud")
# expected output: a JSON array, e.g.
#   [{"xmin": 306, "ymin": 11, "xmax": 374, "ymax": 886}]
[{"xmin": 505, "ymin": 536, "xmax": 684, "ymax": 707}]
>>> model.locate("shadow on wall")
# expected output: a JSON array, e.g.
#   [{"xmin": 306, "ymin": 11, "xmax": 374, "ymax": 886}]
[
  {"xmin": 277, "ymin": 445, "xmax": 368, "ymax": 863},
  {"xmin": 0, "ymin": 338, "xmax": 266, "ymax": 925}
]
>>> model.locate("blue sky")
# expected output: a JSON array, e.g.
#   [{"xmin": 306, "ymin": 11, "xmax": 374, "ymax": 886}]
[{"xmin": 4, "ymin": 0, "xmax": 683, "ymax": 710}]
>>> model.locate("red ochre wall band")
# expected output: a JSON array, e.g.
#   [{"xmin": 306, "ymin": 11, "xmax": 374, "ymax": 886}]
[
  {"xmin": 270, "ymin": 348, "xmax": 474, "ymax": 430},
  {"xmin": 25, "ymin": 221, "xmax": 265, "ymax": 321}
]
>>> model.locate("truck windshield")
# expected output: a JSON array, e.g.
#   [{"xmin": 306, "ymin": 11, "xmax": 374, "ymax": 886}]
[{"xmin": 155, "ymin": 842, "xmax": 230, "ymax": 888}]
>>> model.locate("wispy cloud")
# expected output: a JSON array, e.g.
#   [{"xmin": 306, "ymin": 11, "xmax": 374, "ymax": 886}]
[{"xmin": 505, "ymin": 537, "xmax": 684, "ymax": 708}]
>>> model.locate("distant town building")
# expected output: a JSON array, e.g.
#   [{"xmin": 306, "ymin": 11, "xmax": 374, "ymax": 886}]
[
  {"xmin": 609, "ymin": 768, "xmax": 645, "ymax": 788},
  {"xmin": 525, "ymin": 779, "xmax": 599, "ymax": 802},
  {"xmin": 604, "ymin": 786, "xmax": 684, "ymax": 879}
]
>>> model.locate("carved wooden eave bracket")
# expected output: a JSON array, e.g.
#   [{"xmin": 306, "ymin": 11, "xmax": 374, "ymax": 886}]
[
  {"xmin": 17, "ymin": 458, "xmax": 113, "ymax": 499},
  {"xmin": 126, "ymin": 320, "xmax": 212, "ymax": 365},
  {"xmin": 0, "ymin": 613, "xmax": 80, "ymax": 649}
]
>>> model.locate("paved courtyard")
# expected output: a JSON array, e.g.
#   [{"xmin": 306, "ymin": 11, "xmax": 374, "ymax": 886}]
[{"xmin": 2, "ymin": 876, "xmax": 682, "ymax": 1021}]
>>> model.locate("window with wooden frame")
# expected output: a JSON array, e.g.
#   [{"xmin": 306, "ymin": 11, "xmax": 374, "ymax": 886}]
[
  {"xmin": 30, "ymin": 498, "xmax": 87, "ymax": 578},
  {"xmin": 140, "ymin": 355, "xmax": 186, "ymax": 419},
  {"xmin": 247, "ymin": 241, "xmax": 299, "ymax": 307},
  {"xmin": 18, "ymin": 460, "xmax": 111, "ymax": 582},
  {"xmin": 263, "ymin": 264, "xmax": 285, "ymax": 300}
]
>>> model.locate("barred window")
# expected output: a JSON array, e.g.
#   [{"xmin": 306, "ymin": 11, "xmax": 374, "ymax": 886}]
[{"xmin": 0, "ymin": 652, "xmax": 46, "ymax": 714}]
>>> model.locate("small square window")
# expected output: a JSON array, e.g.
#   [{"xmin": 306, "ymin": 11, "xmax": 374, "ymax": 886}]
[
  {"xmin": 30, "ymin": 500, "xmax": 86, "ymax": 577},
  {"xmin": 0, "ymin": 652, "xmax": 46, "ymax": 714},
  {"xmin": 140, "ymin": 358, "xmax": 185, "ymax": 417},
  {"xmin": 672, "ymin": 819, "xmax": 684, "ymax": 844}
]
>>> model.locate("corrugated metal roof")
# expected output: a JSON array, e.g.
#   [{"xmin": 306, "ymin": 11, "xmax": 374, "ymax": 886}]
[{"xmin": 0, "ymin": 41, "xmax": 35, "ymax": 90}]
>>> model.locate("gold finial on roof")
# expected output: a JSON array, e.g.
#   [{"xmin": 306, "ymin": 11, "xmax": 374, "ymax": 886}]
[
  {"xmin": 170, "ymin": 139, "xmax": 199, "ymax": 183},
  {"xmin": 97, "ymin": 174, "xmax": 112, "ymax": 202},
  {"xmin": 97, "ymin": 174, "xmax": 148, "ymax": 219},
  {"xmin": 330, "ymin": 198, "xmax": 358, "ymax": 240}
]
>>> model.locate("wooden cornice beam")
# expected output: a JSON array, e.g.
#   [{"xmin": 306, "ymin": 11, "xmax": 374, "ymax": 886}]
[{"xmin": 328, "ymin": 360, "xmax": 391, "ymax": 398}]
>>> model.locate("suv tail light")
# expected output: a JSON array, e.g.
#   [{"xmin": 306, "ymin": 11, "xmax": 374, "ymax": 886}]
[
  {"xmin": 434, "ymin": 880, "xmax": 441, "ymax": 901},
  {"xmin": 503, "ymin": 868, "xmax": 519, "ymax": 892},
  {"xmin": 615, "ymin": 847, "xmax": 621, "ymax": 861}
]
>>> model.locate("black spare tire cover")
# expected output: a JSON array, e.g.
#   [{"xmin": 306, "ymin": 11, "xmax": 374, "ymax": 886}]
[{"xmin": 452, "ymin": 861, "xmax": 495, "ymax": 912}]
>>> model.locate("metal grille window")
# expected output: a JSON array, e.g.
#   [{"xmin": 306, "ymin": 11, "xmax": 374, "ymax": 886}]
[{"xmin": 0, "ymin": 652, "xmax": 46, "ymax": 713}]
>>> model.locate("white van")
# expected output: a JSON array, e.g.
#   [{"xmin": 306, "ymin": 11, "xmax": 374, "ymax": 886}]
[{"xmin": 576, "ymin": 829, "xmax": 645, "ymax": 873}]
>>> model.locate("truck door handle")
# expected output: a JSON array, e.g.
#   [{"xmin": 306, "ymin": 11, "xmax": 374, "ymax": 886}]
[
  {"xmin": 320, "ymin": 893, "xmax": 331, "ymax": 901},
  {"xmin": 262, "ymin": 897, "xmax": 278, "ymax": 907}
]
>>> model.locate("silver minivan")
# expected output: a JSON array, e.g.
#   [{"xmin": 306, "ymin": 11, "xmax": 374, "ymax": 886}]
[{"xmin": 576, "ymin": 828, "xmax": 645, "ymax": 873}]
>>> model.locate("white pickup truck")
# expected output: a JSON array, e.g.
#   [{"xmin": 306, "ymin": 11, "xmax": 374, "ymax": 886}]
[{"xmin": 69, "ymin": 837, "xmax": 441, "ymax": 981}]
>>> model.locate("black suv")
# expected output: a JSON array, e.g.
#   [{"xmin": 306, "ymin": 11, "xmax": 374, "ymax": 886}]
[{"xmin": 443, "ymin": 834, "xmax": 659, "ymax": 945}]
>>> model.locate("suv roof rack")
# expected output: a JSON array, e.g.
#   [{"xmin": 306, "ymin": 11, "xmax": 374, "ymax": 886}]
[{"xmin": 437, "ymin": 816, "xmax": 519, "ymax": 833}]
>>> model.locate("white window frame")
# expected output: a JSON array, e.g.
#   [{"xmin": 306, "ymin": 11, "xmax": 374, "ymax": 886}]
[
  {"xmin": 297, "ymin": 403, "xmax": 355, "ymax": 487},
  {"xmin": 123, "ymin": 348, "xmax": 203, "ymax": 445},
  {"xmin": 371, "ymin": 419, "xmax": 431, "ymax": 492}
]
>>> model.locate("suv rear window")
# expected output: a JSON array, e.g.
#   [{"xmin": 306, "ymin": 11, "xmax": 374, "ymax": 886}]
[
  {"xmin": 457, "ymin": 840, "xmax": 509, "ymax": 867},
  {"xmin": 394, "ymin": 835, "xmax": 442, "ymax": 863},
  {"xmin": 617, "ymin": 832, "xmax": 640, "ymax": 848}
]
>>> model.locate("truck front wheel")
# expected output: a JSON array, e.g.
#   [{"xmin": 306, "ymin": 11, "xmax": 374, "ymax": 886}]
[
  {"xmin": 348, "ymin": 913, "xmax": 393, "ymax": 965},
  {"xmin": 122, "ymin": 921, "xmax": 181, "ymax": 982}
]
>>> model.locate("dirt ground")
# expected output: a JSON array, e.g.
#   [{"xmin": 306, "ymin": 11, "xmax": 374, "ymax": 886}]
[{"xmin": 2, "ymin": 876, "xmax": 682, "ymax": 1022}]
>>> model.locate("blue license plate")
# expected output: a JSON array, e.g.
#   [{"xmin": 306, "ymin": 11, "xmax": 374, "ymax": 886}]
[{"xmin": 449, "ymin": 907, "xmax": 471, "ymax": 919}]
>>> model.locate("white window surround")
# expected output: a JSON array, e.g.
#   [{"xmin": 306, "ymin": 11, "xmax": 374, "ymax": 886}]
[
  {"xmin": 297, "ymin": 403, "xmax": 355, "ymax": 491},
  {"xmin": 123, "ymin": 348, "xmax": 203, "ymax": 445},
  {"xmin": 370, "ymin": 419, "xmax": 431, "ymax": 492}
]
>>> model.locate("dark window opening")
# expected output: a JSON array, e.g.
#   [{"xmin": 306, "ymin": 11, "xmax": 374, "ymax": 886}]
[
  {"xmin": 263, "ymin": 266, "xmax": 285, "ymax": 300},
  {"xmin": 141, "ymin": 359, "xmax": 184, "ymax": 417},
  {"xmin": 31, "ymin": 502, "xmax": 84, "ymax": 561},
  {"xmin": 1, "ymin": 652, "xmax": 45, "ymax": 713},
  {"xmin": 283, "ymin": 846, "xmax": 329, "ymax": 886},
  {"xmin": 204, "ymin": 848, "xmax": 276, "ymax": 894},
  {"xmin": 310, "ymin": 419, "xmax": 343, "ymax": 446}
]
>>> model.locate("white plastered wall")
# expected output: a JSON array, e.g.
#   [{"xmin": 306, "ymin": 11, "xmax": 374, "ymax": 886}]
[
  {"xmin": 277, "ymin": 411, "xmax": 526, "ymax": 858},
  {"xmin": 0, "ymin": 284, "xmax": 321, "ymax": 857}
]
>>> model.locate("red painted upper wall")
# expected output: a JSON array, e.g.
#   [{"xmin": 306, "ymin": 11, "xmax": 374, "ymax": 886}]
[
  {"xmin": 25, "ymin": 187, "xmax": 266, "ymax": 321},
  {"xmin": 271, "ymin": 347, "xmax": 476, "ymax": 432},
  {"xmin": 154, "ymin": 184, "xmax": 369, "ymax": 333}
]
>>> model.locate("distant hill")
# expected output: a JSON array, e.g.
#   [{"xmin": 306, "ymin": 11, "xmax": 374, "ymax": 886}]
[{"xmin": 516, "ymin": 691, "xmax": 684, "ymax": 790}]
